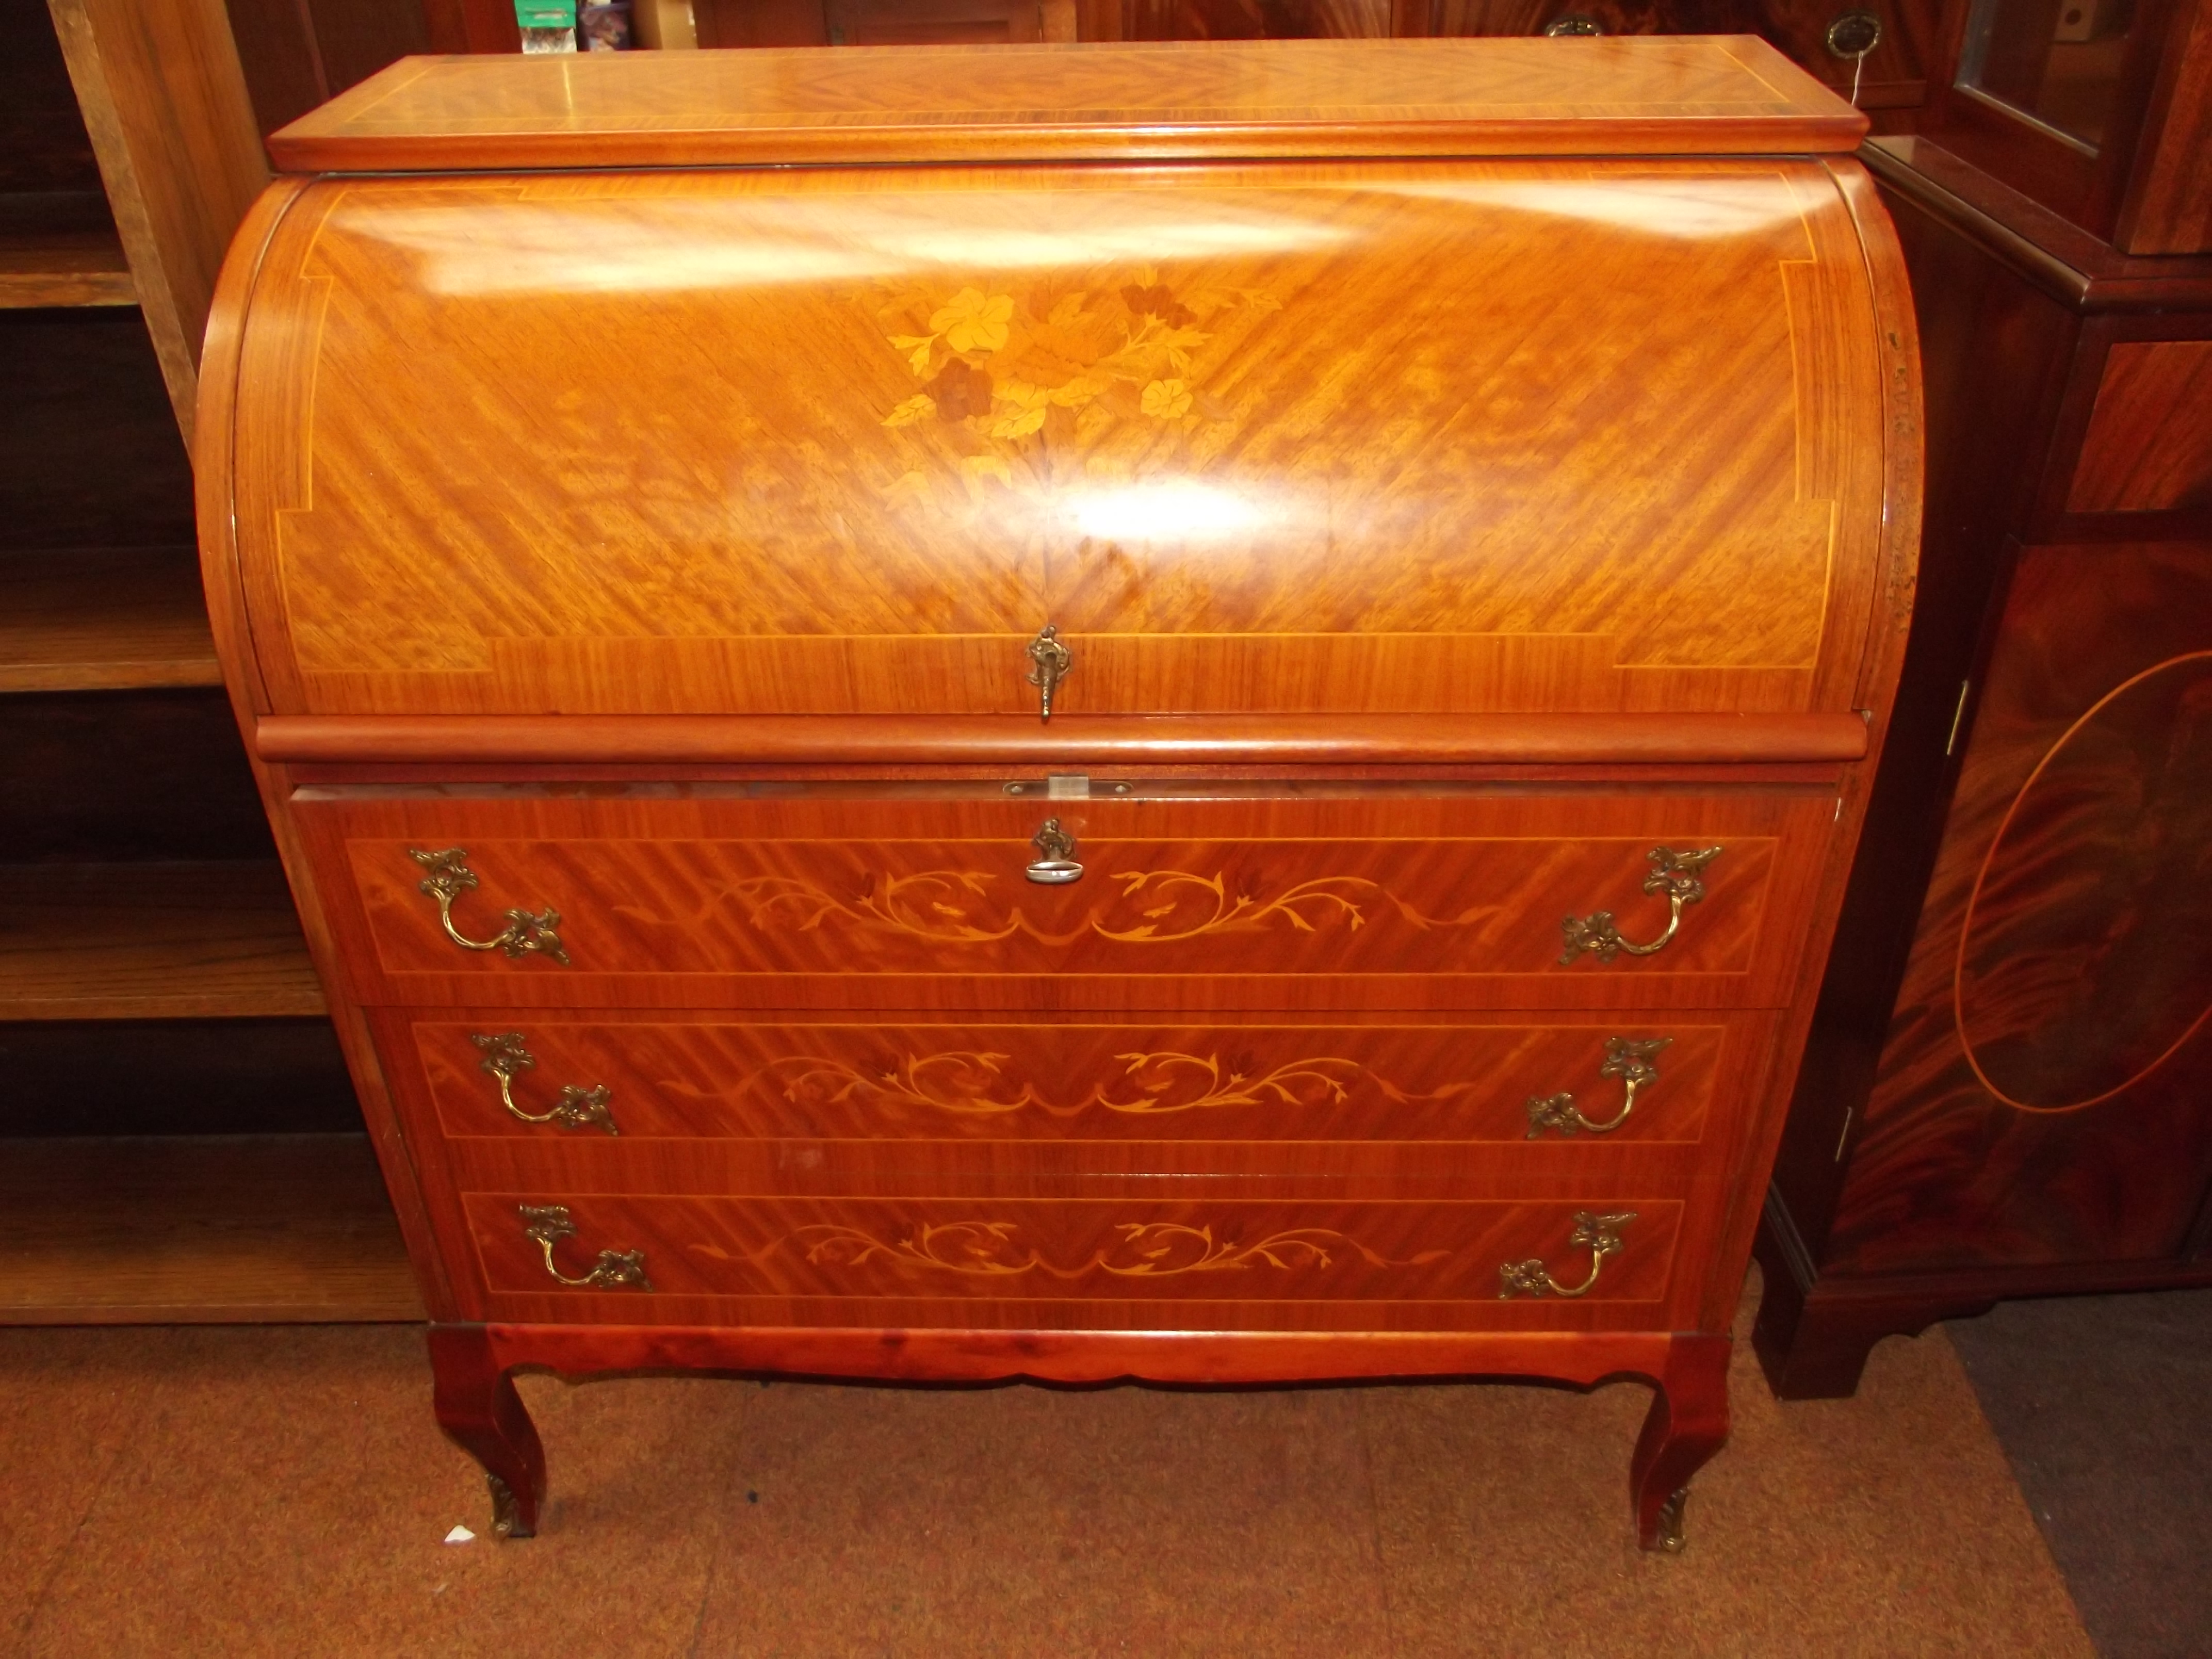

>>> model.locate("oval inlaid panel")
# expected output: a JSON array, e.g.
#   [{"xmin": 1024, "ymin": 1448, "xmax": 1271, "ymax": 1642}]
[{"xmin": 1956, "ymin": 653, "xmax": 2212, "ymax": 1112}]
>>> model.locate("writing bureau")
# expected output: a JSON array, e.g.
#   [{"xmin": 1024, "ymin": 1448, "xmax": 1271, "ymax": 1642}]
[{"xmin": 200, "ymin": 36, "xmax": 1920, "ymax": 1550}]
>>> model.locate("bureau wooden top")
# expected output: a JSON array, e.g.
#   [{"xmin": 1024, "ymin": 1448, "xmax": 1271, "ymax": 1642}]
[{"xmin": 266, "ymin": 38, "xmax": 1865, "ymax": 173}]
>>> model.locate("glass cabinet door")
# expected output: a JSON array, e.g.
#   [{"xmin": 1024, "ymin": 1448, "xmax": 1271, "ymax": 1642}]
[{"xmin": 1954, "ymin": 0, "xmax": 2143, "ymax": 151}]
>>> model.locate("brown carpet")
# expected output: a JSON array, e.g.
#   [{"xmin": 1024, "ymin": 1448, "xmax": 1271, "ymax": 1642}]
[{"xmin": 0, "ymin": 1273, "xmax": 2089, "ymax": 1657}]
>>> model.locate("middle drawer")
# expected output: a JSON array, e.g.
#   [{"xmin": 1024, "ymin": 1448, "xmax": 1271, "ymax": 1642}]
[{"xmin": 374, "ymin": 1009, "xmax": 1779, "ymax": 1149}]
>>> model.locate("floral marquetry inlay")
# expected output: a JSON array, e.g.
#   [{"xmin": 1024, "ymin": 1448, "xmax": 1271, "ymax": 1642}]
[{"xmin": 874, "ymin": 271, "xmax": 1274, "ymax": 509}]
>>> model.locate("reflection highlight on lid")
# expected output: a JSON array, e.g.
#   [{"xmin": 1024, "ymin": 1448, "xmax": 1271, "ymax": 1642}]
[
  {"xmin": 1061, "ymin": 479, "xmax": 1276, "ymax": 542},
  {"xmin": 1379, "ymin": 177, "xmax": 1806, "ymax": 241},
  {"xmin": 352, "ymin": 194, "xmax": 1353, "ymax": 296}
]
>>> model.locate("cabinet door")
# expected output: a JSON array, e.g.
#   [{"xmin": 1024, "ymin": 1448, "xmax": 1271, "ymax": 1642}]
[{"xmin": 1829, "ymin": 540, "xmax": 2212, "ymax": 1275}]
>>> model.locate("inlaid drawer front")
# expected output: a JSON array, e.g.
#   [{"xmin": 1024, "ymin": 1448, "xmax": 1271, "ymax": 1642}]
[
  {"xmin": 301, "ymin": 788, "xmax": 1834, "ymax": 1009},
  {"xmin": 463, "ymin": 1195, "xmax": 1683, "ymax": 1313},
  {"xmin": 390, "ymin": 1014, "xmax": 1755, "ymax": 1145}
]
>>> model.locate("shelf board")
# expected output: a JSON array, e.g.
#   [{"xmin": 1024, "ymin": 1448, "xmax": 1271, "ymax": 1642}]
[
  {"xmin": 0, "ymin": 547, "xmax": 220, "ymax": 691},
  {"xmin": 0, "ymin": 1134, "xmax": 422, "ymax": 1323},
  {"xmin": 0, "ymin": 191, "xmax": 135, "ymax": 309},
  {"xmin": 0, "ymin": 861, "xmax": 328, "ymax": 1021}
]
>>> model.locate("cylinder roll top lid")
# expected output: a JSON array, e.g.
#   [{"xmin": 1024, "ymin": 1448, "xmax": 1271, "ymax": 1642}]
[{"xmin": 207, "ymin": 38, "xmax": 1910, "ymax": 736}]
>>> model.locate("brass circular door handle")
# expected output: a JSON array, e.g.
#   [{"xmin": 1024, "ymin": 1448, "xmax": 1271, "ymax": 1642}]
[
  {"xmin": 1825, "ymin": 9, "xmax": 1881, "ymax": 57},
  {"xmin": 1026, "ymin": 817, "xmax": 1083, "ymax": 884}
]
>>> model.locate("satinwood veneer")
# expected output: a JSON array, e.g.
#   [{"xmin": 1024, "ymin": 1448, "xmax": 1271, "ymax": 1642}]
[{"xmin": 200, "ymin": 39, "xmax": 1919, "ymax": 1551}]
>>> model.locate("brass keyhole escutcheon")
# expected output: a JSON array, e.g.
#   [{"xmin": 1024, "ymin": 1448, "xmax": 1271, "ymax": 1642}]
[{"xmin": 1026, "ymin": 818, "xmax": 1083, "ymax": 884}]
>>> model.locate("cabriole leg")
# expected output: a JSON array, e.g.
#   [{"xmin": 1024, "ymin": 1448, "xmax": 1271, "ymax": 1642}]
[
  {"xmin": 1630, "ymin": 1332, "xmax": 1731, "ymax": 1552},
  {"xmin": 427, "ymin": 1323, "xmax": 547, "ymax": 1540}
]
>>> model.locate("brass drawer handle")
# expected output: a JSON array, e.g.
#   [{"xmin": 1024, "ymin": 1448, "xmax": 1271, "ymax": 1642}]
[
  {"xmin": 471, "ymin": 1034, "xmax": 617, "ymax": 1134},
  {"xmin": 1499, "ymin": 1210, "xmax": 1637, "ymax": 1298},
  {"xmin": 1025, "ymin": 624, "xmax": 1071, "ymax": 722},
  {"xmin": 1026, "ymin": 817, "xmax": 1083, "ymax": 884},
  {"xmin": 409, "ymin": 848, "xmax": 570, "ymax": 966},
  {"xmin": 1560, "ymin": 845, "xmax": 1722, "ymax": 964},
  {"xmin": 1526, "ymin": 1036, "xmax": 1671, "ymax": 1137},
  {"xmin": 518, "ymin": 1205, "xmax": 649, "ymax": 1290}
]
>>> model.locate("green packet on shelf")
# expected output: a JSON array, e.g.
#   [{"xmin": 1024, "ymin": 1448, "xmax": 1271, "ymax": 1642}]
[{"xmin": 514, "ymin": 0, "xmax": 576, "ymax": 25}]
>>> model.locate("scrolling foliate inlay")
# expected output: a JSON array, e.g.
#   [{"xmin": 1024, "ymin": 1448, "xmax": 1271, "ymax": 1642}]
[
  {"xmin": 764, "ymin": 1050, "xmax": 1042, "ymax": 1118},
  {"xmin": 874, "ymin": 271, "xmax": 1275, "ymax": 509},
  {"xmin": 730, "ymin": 870, "xmax": 1023, "ymax": 946},
  {"xmin": 692, "ymin": 1220, "xmax": 1449, "ymax": 1281},
  {"xmin": 728, "ymin": 868, "xmax": 1474, "ymax": 949},
  {"xmin": 1093, "ymin": 871, "xmax": 1382, "ymax": 942},
  {"xmin": 758, "ymin": 1048, "xmax": 1477, "ymax": 1121}
]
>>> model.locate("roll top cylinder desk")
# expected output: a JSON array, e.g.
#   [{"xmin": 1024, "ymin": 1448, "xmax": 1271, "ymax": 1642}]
[{"xmin": 199, "ymin": 37, "xmax": 1920, "ymax": 1551}]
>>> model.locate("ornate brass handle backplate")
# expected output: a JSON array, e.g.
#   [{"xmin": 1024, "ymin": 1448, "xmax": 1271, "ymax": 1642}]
[
  {"xmin": 1025, "ymin": 624, "xmax": 1071, "ymax": 722},
  {"xmin": 1526, "ymin": 1036, "xmax": 1672, "ymax": 1137},
  {"xmin": 471, "ymin": 1034, "xmax": 617, "ymax": 1134},
  {"xmin": 517, "ymin": 1205, "xmax": 649, "ymax": 1290},
  {"xmin": 409, "ymin": 849, "xmax": 571, "ymax": 966},
  {"xmin": 1498, "ymin": 1210, "xmax": 1637, "ymax": 1298},
  {"xmin": 1559, "ymin": 845, "xmax": 1722, "ymax": 965}
]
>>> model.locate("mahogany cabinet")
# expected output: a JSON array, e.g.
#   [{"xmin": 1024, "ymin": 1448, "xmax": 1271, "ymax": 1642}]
[
  {"xmin": 204, "ymin": 38, "xmax": 1920, "ymax": 1547},
  {"xmin": 1906, "ymin": 0, "xmax": 2212, "ymax": 250},
  {"xmin": 1751, "ymin": 17, "xmax": 2212, "ymax": 1393}
]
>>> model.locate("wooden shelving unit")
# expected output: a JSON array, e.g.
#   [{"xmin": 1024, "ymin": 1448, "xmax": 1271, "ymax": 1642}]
[
  {"xmin": 0, "ymin": 862, "xmax": 326, "ymax": 1020},
  {"xmin": 0, "ymin": 1135, "xmax": 422, "ymax": 1323},
  {"xmin": 0, "ymin": 190, "xmax": 133, "ymax": 308},
  {"xmin": 0, "ymin": 547, "xmax": 220, "ymax": 691},
  {"xmin": 0, "ymin": 0, "xmax": 414, "ymax": 1326}
]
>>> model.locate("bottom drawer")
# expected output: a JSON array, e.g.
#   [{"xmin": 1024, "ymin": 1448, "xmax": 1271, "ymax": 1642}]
[{"xmin": 462, "ymin": 1193, "xmax": 1683, "ymax": 1332}]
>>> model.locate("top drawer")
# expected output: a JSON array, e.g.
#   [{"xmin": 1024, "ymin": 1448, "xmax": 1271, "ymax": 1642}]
[
  {"xmin": 221, "ymin": 157, "xmax": 1893, "ymax": 721},
  {"xmin": 296, "ymin": 783, "xmax": 1835, "ymax": 1012}
]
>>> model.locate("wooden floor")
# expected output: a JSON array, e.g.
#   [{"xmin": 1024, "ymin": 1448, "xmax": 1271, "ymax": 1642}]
[{"xmin": 0, "ymin": 1134, "xmax": 420, "ymax": 1324}]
